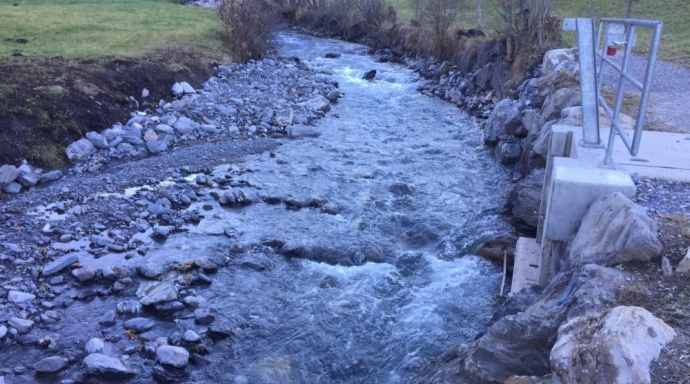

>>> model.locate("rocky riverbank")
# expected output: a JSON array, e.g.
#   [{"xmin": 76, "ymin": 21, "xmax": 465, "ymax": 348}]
[
  {"xmin": 0, "ymin": 48, "xmax": 347, "ymax": 382},
  {"xmin": 408, "ymin": 46, "xmax": 690, "ymax": 383}
]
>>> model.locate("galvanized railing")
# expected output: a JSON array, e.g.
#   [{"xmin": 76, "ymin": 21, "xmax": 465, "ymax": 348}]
[
  {"xmin": 596, "ymin": 18, "xmax": 663, "ymax": 165},
  {"xmin": 566, "ymin": 17, "xmax": 663, "ymax": 165}
]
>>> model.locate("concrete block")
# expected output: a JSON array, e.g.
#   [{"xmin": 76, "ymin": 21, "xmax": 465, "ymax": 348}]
[
  {"xmin": 542, "ymin": 157, "xmax": 635, "ymax": 242},
  {"xmin": 511, "ymin": 237, "xmax": 540, "ymax": 295}
]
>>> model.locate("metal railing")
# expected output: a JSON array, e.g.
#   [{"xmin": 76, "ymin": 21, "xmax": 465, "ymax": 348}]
[
  {"xmin": 595, "ymin": 18, "xmax": 663, "ymax": 165},
  {"xmin": 567, "ymin": 17, "xmax": 663, "ymax": 165}
]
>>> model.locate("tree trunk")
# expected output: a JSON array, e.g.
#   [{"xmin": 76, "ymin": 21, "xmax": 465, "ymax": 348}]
[{"xmin": 625, "ymin": 0, "xmax": 633, "ymax": 18}]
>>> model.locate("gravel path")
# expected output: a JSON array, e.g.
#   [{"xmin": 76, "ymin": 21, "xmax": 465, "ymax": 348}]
[{"xmin": 599, "ymin": 52, "xmax": 690, "ymax": 132}]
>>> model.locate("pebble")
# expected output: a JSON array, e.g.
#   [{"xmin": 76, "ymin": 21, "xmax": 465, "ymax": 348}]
[{"xmin": 71, "ymin": 266, "xmax": 96, "ymax": 282}]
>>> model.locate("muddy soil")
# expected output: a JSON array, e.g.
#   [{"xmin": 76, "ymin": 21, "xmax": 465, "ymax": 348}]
[{"xmin": 0, "ymin": 46, "xmax": 231, "ymax": 169}]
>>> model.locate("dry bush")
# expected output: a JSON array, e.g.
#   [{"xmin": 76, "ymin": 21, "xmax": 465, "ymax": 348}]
[
  {"xmin": 420, "ymin": 0, "xmax": 462, "ymax": 60},
  {"xmin": 219, "ymin": 0, "xmax": 278, "ymax": 63}
]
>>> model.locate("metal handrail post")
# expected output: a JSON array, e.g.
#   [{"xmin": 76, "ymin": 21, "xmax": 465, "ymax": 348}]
[
  {"xmin": 631, "ymin": 21, "xmax": 663, "ymax": 156},
  {"xmin": 576, "ymin": 18, "xmax": 601, "ymax": 147}
]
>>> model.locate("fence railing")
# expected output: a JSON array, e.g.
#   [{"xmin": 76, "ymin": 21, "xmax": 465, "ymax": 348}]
[{"xmin": 566, "ymin": 17, "xmax": 663, "ymax": 165}]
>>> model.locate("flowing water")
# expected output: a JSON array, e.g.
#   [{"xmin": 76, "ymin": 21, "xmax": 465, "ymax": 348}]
[
  {"xmin": 13, "ymin": 33, "xmax": 511, "ymax": 383},
  {"xmin": 173, "ymin": 33, "xmax": 512, "ymax": 383}
]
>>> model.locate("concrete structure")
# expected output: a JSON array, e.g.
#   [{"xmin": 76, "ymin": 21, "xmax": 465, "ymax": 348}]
[{"xmin": 511, "ymin": 124, "xmax": 690, "ymax": 294}]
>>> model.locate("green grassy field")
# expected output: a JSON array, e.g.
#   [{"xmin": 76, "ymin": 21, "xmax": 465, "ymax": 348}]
[
  {"xmin": 0, "ymin": 0, "xmax": 225, "ymax": 58},
  {"xmin": 390, "ymin": 0, "xmax": 690, "ymax": 64}
]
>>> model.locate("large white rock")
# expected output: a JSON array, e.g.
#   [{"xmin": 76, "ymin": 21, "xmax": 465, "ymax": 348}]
[
  {"xmin": 569, "ymin": 192, "xmax": 663, "ymax": 267},
  {"xmin": 551, "ymin": 306, "xmax": 675, "ymax": 384}
]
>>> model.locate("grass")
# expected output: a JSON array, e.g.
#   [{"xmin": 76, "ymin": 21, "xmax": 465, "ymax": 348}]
[
  {"xmin": 0, "ymin": 0, "xmax": 225, "ymax": 58},
  {"xmin": 388, "ymin": 0, "xmax": 690, "ymax": 65},
  {"xmin": 0, "ymin": 83, "xmax": 15, "ymax": 100}
]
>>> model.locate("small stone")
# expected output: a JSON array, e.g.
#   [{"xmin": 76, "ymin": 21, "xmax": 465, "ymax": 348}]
[
  {"xmin": 156, "ymin": 345, "xmax": 189, "ymax": 368},
  {"xmin": 7, "ymin": 290, "xmax": 35, "ymax": 303},
  {"xmin": 0, "ymin": 325, "xmax": 7, "ymax": 339},
  {"xmin": 85, "ymin": 338, "xmax": 106, "ymax": 354},
  {"xmin": 34, "ymin": 356, "xmax": 68, "ymax": 373},
  {"xmin": 194, "ymin": 308, "xmax": 215, "ymax": 325},
  {"xmin": 183, "ymin": 330, "xmax": 200, "ymax": 343},
  {"xmin": 137, "ymin": 264, "xmax": 163, "ymax": 279},
  {"xmin": 72, "ymin": 266, "xmax": 96, "ymax": 282}
]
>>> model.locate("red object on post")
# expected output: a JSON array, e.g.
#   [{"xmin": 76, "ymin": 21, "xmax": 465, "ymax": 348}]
[{"xmin": 606, "ymin": 46, "xmax": 617, "ymax": 56}]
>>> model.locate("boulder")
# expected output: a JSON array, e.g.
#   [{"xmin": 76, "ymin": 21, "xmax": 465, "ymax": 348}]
[
  {"xmin": 16, "ymin": 164, "xmax": 38, "ymax": 187},
  {"xmin": 180, "ymin": 81, "xmax": 196, "ymax": 94},
  {"xmin": 2, "ymin": 182, "xmax": 21, "ymax": 194},
  {"xmin": 66, "ymin": 138, "xmax": 96, "ymax": 161},
  {"xmin": 483, "ymin": 99, "xmax": 522, "ymax": 145},
  {"xmin": 461, "ymin": 264, "xmax": 624, "ymax": 383},
  {"xmin": 156, "ymin": 345, "xmax": 189, "ymax": 368},
  {"xmin": 171, "ymin": 82, "xmax": 184, "ymax": 96},
  {"xmin": 0, "ymin": 164, "xmax": 19, "ymax": 186},
  {"xmin": 173, "ymin": 117, "xmax": 199, "ymax": 134},
  {"xmin": 86, "ymin": 131, "xmax": 109, "ymax": 149},
  {"xmin": 506, "ymin": 170, "xmax": 544, "ymax": 235},
  {"xmin": 551, "ymin": 306, "xmax": 675, "ymax": 384},
  {"xmin": 540, "ymin": 88, "xmax": 580, "ymax": 123},
  {"xmin": 137, "ymin": 281, "xmax": 178, "ymax": 306},
  {"xmin": 495, "ymin": 140, "xmax": 522, "ymax": 165},
  {"xmin": 569, "ymin": 192, "xmax": 663, "ymax": 268},
  {"xmin": 541, "ymin": 48, "xmax": 577, "ymax": 78},
  {"xmin": 83, "ymin": 353, "xmax": 134, "ymax": 379}
]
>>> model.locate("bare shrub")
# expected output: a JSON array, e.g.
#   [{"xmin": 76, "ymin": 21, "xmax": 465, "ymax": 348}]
[
  {"xmin": 219, "ymin": 0, "xmax": 278, "ymax": 63},
  {"xmin": 354, "ymin": 0, "xmax": 387, "ymax": 28},
  {"xmin": 420, "ymin": 0, "xmax": 466, "ymax": 60}
]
